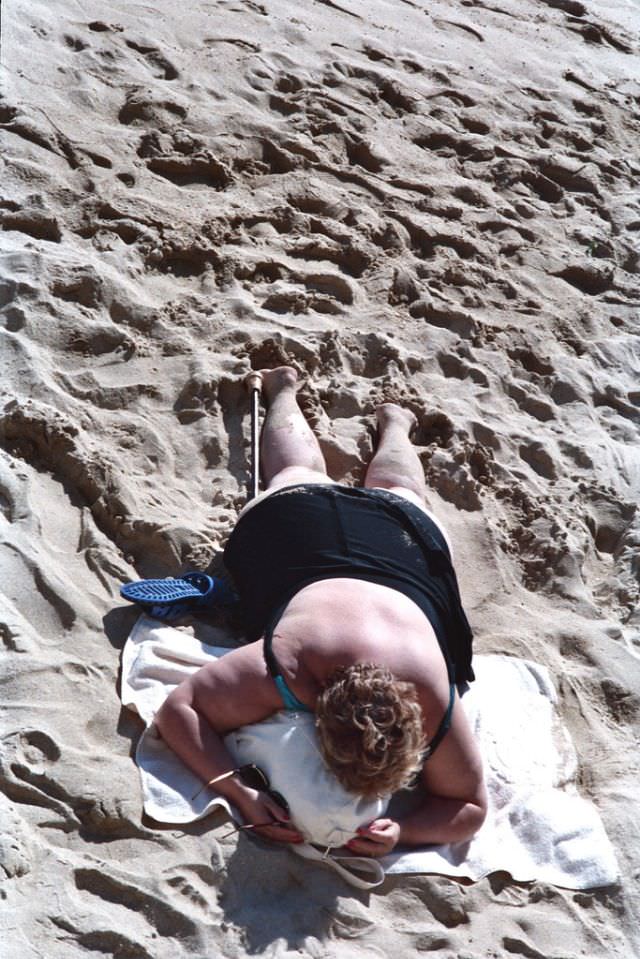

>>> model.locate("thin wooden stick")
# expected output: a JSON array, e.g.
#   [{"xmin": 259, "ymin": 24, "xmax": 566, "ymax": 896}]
[{"xmin": 244, "ymin": 372, "xmax": 263, "ymax": 501}]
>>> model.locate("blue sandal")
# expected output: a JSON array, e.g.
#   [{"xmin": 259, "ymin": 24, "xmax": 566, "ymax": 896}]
[{"xmin": 120, "ymin": 572, "xmax": 238, "ymax": 620}]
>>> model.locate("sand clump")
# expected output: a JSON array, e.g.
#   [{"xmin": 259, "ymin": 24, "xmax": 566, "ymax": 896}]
[{"xmin": 1, "ymin": 0, "xmax": 640, "ymax": 956}]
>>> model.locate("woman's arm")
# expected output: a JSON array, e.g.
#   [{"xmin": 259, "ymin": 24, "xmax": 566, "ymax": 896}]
[
  {"xmin": 396, "ymin": 792, "xmax": 487, "ymax": 844},
  {"xmin": 346, "ymin": 792, "xmax": 486, "ymax": 858},
  {"xmin": 154, "ymin": 642, "xmax": 304, "ymax": 843}
]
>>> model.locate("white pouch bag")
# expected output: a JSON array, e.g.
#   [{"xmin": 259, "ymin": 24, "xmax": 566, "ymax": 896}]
[{"xmin": 225, "ymin": 711, "xmax": 390, "ymax": 888}]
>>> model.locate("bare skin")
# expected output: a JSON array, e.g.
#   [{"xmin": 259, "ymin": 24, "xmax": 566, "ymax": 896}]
[{"xmin": 155, "ymin": 367, "xmax": 487, "ymax": 854}]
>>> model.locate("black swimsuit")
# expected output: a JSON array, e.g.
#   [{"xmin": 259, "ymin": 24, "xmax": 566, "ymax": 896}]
[{"xmin": 223, "ymin": 484, "xmax": 474, "ymax": 757}]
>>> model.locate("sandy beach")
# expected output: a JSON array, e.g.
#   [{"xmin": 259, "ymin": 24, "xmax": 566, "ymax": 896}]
[{"xmin": 1, "ymin": 0, "xmax": 640, "ymax": 955}]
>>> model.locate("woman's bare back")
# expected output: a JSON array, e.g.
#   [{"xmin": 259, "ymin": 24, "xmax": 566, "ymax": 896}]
[{"xmin": 269, "ymin": 578, "xmax": 453, "ymax": 737}]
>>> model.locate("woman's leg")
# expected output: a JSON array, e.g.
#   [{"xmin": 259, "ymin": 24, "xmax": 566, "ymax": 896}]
[
  {"xmin": 364, "ymin": 403, "xmax": 453, "ymax": 554},
  {"xmin": 258, "ymin": 367, "xmax": 330, "ymax": 489},
  {"xmin": 364, "ymin": 404, "xmax": 426, "ymax": 497}
]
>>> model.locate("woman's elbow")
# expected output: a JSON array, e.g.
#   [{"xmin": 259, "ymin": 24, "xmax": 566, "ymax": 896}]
[
  {"xmin": 469, "ymin": 799, "xmax": 487, "ymax": 836},
  {"xmin": 154, "ymin": 699, "xmax": 173, "ymax": 742},
  {"xmin": 155, "ymin": 686, "xmax": 190, "ymax": 740},
  {"xmin": 464, "ymin": 788, "xmax": 488, "ymax": 839}
]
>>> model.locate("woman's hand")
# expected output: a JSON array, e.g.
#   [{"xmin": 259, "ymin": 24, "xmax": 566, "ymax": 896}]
[
  {"xmin": 345, "ymin": 818, "xmax": 400, "ymax": 857},
  {"xmin": 233, "ymin": 787, "xmax": 305, "ymax": 845}
]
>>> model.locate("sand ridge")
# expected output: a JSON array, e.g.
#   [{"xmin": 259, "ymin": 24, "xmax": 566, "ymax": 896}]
[{"xmin": 1, "ymin": 0, "xmax": 640, "ymax": 956}]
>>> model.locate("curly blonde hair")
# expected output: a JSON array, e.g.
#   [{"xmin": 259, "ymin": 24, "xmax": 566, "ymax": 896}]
[{"xmin": 315, "ymin": 663, "xmax": 426, "ymax": 797}]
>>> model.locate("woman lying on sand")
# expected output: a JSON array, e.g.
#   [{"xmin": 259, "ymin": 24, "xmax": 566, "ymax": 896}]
[{"xmin": 156, "ymin": 367, "xmax": 487, "ymax": 856}]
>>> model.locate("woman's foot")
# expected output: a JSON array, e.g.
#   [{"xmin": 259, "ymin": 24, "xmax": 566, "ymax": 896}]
[
  {"xmin": 255, "ymin": 366, "xmax": 299, "ymax": 405},
  {"xmin": 375, "ymin": 402, "xmax": 418, "ymax": 438}
]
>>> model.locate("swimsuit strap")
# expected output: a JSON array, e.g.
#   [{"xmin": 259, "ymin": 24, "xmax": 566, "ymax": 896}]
[
  {"xmin": 263, "ymin": 600, "xmax": 288, "ymax": 677},
  {"xmin": 263, "ymin": 602, "xmax": 311, "ymax": 712},
  {"xmin": 273, "ymin": 674, "xmax": 309, "ymax": 712},
  {"xmin": 424, "ymin": 681, "xmax": 456, "ymax": 759}
]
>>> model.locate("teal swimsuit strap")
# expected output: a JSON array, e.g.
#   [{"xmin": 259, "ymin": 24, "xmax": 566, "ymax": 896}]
[
  {"xmin": 273, "ymin": 674, "xmax": 311, "ymax": 713},
  {"xmin": 263, "ymin": 600, "xmax": 312, "ymax": 713}
]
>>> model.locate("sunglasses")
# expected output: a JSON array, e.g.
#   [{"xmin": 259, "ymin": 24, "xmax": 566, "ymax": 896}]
[{"xmin": 191, "ymin": 763, "xmax": 289, "ymax": 815}]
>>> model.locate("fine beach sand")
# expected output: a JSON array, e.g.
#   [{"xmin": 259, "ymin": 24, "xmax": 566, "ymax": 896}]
[{"xmin": 2, "ymin": 0, "xmax": 640, "ymax": 956}]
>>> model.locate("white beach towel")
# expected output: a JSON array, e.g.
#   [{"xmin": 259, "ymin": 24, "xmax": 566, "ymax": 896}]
[{"xmin": 120, "ymin": 617, "xmax": 619, "ymax": 890}]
